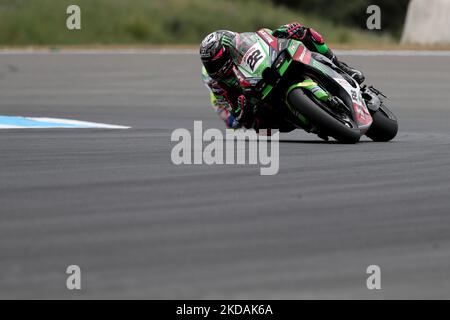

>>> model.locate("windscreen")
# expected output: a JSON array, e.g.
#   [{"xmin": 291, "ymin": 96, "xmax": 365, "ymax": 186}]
[{"xmin": 229, "ymin": 32, "xmax": 259, "ymax": 65}]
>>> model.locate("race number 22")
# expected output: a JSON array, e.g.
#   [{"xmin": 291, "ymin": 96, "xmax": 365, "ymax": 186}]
[{"xmin": 246, "ymin": 50, "xmax": 263, "ymax": 71}]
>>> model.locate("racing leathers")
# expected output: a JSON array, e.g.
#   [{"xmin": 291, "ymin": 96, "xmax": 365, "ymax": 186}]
[{"xmin": 201, "ymin": 22, "xmax": 365, "ymax": 130}]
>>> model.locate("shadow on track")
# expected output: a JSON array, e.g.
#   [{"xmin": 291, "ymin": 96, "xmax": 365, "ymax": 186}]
[{"xmin": 278, "ymin": 139, "xmax": 374, "ymax": 145}]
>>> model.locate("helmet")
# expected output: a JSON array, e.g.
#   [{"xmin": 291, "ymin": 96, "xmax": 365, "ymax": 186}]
[{"xmin": 199, "ymin": 31, "xmax": 235, "ymax": 79}]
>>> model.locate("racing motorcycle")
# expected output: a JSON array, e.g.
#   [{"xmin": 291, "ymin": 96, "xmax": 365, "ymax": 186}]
[{"xmin": 230, "ymin": 29, "xmax": 398, "ymax": 143}]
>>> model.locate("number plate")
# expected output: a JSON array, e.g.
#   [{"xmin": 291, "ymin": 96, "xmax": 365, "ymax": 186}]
[{"xmin": 241, "ymin": 42, "xmax": 266, "ymax": 73}]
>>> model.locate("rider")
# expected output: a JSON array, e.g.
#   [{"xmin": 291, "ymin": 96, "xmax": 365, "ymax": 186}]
[{"xmin": 200, "ymin": 22, "xmax": 365, "ymax": 130}]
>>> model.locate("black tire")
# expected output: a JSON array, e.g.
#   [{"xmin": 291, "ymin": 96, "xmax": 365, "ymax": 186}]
[
  {"xmin": 365, "ymin": 107, "xmax": 398, "ymax": 142},
  {"xmin": 287, "ymin": 88, "xmax": 361, "ymax": 143}
]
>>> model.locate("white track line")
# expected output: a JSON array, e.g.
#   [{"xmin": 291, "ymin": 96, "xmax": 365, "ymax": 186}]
[
  {"xmin": 1, "ymin": 49, "xmax": 450, "ymax": 56},
  {"xmin": 0, "ymin": 49, "xmax": 197, "ymax": 55},
  {"xmin": 0, "ymin": 116, "xmax": 130, "ymax": 129},
  {"xmin": 34, "ymin": 117, "xmax": 130, "ymax": 129},
  {"xmin": 335, "ymin": 50, "xmax": 450, "ymax": 56}
]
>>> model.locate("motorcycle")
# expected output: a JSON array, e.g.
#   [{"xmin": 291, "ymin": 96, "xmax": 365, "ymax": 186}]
[{"xmin": 229, "ymin": 29, "xmax": 398, "ymax": 143}]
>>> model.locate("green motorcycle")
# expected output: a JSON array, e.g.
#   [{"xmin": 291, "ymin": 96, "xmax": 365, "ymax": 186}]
[{"xmin": 229, "ymin": 29, "xmax": 398, "ymax": 143}]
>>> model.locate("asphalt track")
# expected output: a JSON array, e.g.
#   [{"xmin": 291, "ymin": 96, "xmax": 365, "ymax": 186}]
[{"xmin": 0, "ymin": 51, "xmax": 450, "ymax": 299}]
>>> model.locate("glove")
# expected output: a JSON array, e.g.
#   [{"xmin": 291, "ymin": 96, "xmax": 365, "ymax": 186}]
[
  {"xmin": 272, "ymin": 22, "xmax": 306, "ymax": 40},
  {"xmin": 229, "ymin": 95, "xmax": 253, "ymax": 129}
]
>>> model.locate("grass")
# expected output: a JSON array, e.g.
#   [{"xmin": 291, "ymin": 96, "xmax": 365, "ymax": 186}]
[{"xmin": 0, "ymin": 0, "xmax": 393, "ymax": 46}]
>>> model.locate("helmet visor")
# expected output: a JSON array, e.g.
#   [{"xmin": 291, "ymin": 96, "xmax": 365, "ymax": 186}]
[{"xmin": 203, "ymin": 48, "xmax": 232, "ymax": 78}]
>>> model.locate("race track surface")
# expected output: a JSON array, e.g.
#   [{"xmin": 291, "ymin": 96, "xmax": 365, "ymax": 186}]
[{"xmin": 0, "ymin": 51, "xmax": 450, "ymax": 299}]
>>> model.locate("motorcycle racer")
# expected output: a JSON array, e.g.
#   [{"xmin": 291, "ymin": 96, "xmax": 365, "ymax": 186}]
[{"xmin": 200, "ymin": 22, "xmax": 365, "ymax": 130}]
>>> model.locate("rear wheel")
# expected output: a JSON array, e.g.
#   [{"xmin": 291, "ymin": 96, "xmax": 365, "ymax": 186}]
[
  {"xmin": 287, "ymin": 88, "xmax": 361, "ymax": 143},
  {"xmin": 365, "ymin": 106, "xmax": 398, "ymax": 142}
]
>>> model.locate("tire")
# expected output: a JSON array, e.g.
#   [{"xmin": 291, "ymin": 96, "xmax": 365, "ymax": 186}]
[
  {"xmin": 287, "ymin": 88, "xmax": 361, "ymax": 143},
  {"xmin": 365, "ymin": 107, "xmax": 398, "ymax": 142}
]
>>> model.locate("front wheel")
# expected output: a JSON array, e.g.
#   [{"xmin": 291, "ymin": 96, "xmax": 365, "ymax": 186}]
[
  {"xmin": 287, "ymin": 88, "xmax": 361, "ymax": 143},
  {"xmin": 365, "ymin": 106, "xmax": 398, "ymax": 142}
]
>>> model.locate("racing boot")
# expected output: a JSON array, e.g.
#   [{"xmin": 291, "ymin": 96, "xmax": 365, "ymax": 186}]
[
  {"xmin": 325, "ymin": 50, "xmax": 365, "ymax": 84},
  {"xmin": 334, "ymin": 59, "xmax": 365, "ymax": 84}
]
